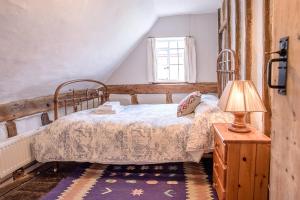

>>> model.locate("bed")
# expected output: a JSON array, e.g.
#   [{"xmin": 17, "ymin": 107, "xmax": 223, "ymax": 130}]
[{"xmin": 32, "ymin": 49, "xmax": 239, "ymax": 165}]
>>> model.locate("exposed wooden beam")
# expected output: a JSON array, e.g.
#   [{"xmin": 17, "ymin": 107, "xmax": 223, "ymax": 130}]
[
  {"xmin": 218, "ymin": 8, "xmax": 222, "ymax": 53},
  {"xmin": 245, "ymin": 0, "xmax": 252, "ymax": 80},
  {"xmin": 166, "ymin": 92, "xmax": 173, "ymax": 104},
  {"xmin": 106, "ymin": 82, "xmax": 217, "ymax": 94},
  {"xmin": 0, "ymin": 90, "xmax": 99, "ymax": 122},
  {"xmin": 0, "ymin": 82, "xmax": 217, "ymax": 123},
  {"xmin": 219, "ymin": 20, "xmax": 228, "ymax": 34},
  {"xmin": 130, "ymin": 94, "xmax": 139, "ymax": 105},
  {"xmin": 263, "ymin": 0, "xmax": 272, "ymax": 136},
  {"xmin": 5, "ymin": 121, "xmax": 17, "ymax": 138},
  {"xmin": 235, "ymin": 0, "xmax": 241, "ymax": 71},
  {"xmin": 227, "ymin": 0, "xmax": 231, "ymax": 49},
  {"xmin": 0, "ymin": 96, "xmax": 54, "ymax": 123}
]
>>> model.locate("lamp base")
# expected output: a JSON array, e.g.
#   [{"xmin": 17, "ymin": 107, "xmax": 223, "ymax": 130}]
[{"xmin": 228, "ymin": 112, "xmax": 251, "ymax": 133}]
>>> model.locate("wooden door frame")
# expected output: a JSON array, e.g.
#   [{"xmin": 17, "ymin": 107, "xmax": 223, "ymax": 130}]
[{"xmin": 263, "ymin": 0, "xmax": 272, "ymax": 136}]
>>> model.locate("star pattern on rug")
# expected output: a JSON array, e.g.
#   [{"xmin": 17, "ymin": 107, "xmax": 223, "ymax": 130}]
[{"xmin": 131, "ymin": 189, "xmax": 144, "ymax": 196}]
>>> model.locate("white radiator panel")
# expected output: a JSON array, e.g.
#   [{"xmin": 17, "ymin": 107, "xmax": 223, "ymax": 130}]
[
  {"xmin": 0, "ymin": 122, "xmax": 8, "ymax": 142},
  {"xmin": 0, "ymin": 128, "xmax": 43, "ymax": 179}
]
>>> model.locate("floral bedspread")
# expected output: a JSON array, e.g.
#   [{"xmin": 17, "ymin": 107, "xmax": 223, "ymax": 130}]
[{"xmin": 33, "ymin": 95, "xmax": 233, "ymax": 164}]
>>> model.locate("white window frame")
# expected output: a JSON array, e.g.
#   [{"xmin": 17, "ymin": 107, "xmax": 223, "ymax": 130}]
[{"xmin": 154, "ymin": 37, "xmax": 186, "ymax": 83}]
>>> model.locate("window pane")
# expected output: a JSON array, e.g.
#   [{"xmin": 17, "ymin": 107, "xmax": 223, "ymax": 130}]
[
  {"xmin": 156, "ymin": 49, "xmax": 168, "ymax": 56},
  {"xmin": 170, "ymin": 56, "xmax": 179, "ymax": 65},
  {"xmin": 169, "ymin": 41, "xmax": 178, "ymax": 48},
  {"xmin": 157, "ymin": 65, "xmax": 169, "ymax": 80},
  {"xmin": 178, "ymin": 65, "xmax": 185, "ymax": 81},
  {"xmin": 178, "ymin": 49, "xmax": 184, "ymax": 56},
  {"xmin": 156, "ymin": 41, "xmax": 168, "ymax": 48},
  {"xmin": 169, "ymin": 49, "xmax": 178, "ymax": 55},
  {"xmin": 170, "ymin": 65, "xmax": 179, "ymax": 80},
  {"xmin": 178, "ymin": 40, "xmax": 185, "ymax": 48},
  {"xmin": 157, "ymin": 57, "xmax": 168, "ymax": 66},
  {"xmin": 179, "ymin": 56, "xmax": 184, "ymax": 65}
]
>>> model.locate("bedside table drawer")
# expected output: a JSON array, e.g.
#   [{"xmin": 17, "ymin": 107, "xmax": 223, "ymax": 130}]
[
  {"xmin": 213, "ymin": 151, "xmax": 227, "ymax": 187},
  {"xmin": 214, "ymin": 132, "xmax": 227, "ymax": 163},
  {"xmin": 213, "ymin": 168, "xmax": 226, "ymax": 200}
]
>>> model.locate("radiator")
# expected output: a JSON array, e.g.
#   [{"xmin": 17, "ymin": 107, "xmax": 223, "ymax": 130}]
[{"xmin": 0, "ymin": 129, "xmax": 41, "ymax": 179}]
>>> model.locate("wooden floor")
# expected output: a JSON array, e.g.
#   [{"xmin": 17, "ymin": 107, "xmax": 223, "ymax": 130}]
[{"xmin": 0, "ymin": 163, "xmax": 78, "ymax": 200}]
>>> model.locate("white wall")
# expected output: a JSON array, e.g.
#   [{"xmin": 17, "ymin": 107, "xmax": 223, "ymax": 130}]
[
  {"xmin": 0, "ymin": 0, "xmax": 157, "ymax": 104},
  {"xmin": 107, "ymin": 13, "xmax": 218, "ymax": 84}
]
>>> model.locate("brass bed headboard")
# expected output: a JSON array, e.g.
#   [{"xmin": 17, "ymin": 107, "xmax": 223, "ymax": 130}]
[
  {"xmin": 53, "ymin": 79, "xmax": 108, "ymax": 120},
  {"xmin": 53, "ymin": 49, "xmax": 238, "ymax": 120},
  {"xmin": 217, "ymin": 49, "xmax": 240, "ymax": 97}
]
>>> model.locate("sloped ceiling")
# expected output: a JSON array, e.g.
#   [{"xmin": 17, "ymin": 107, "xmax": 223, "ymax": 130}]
[
  {"xmin": 0, "ymin": 0, "xmax": 220, "ymax": 103},
  {"xmin": 154, "ymin": 0, "xmax": 220, "ymax": 16}
]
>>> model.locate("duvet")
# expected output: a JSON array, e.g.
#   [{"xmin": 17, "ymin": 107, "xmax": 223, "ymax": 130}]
[{"xmin": 33, "ymin": 95, "xmax": 233, "ymax": 164}]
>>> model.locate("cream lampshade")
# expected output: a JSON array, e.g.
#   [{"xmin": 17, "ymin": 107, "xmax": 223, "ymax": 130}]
[{"xmin": 218, "ymin": 80, "xmax": 267, "ymax": 133}]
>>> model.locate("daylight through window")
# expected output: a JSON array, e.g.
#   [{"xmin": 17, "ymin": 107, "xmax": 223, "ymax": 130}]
[{"xmin": 155, "ymin": 37, "xmax": 185, "ymax": 82}]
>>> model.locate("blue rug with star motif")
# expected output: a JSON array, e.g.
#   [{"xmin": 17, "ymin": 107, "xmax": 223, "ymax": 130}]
[{"xmin": 42, "ymin": 161, "xmax": 217, "ymax": 200}]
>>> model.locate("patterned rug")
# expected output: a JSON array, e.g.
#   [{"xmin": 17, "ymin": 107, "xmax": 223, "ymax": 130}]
[{"xmin": 41, "ymin": 162, "xmax": 217, "ymax": 200}]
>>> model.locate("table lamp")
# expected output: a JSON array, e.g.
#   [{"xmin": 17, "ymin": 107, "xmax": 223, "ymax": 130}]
[{"xmin": 218, "ymin": 80, "xmax": 267, "ymax": 133}]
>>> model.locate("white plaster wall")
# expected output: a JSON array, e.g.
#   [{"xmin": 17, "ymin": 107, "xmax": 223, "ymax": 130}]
[
  {"xmin": 0, "ymin": 123, "xmax": 8, "ymax": 141},
  {"xmin": 0, "ymin": 0, "xmax": 157, "ymax": 104},
  {"xmin": 107, "ymin": 13, "xmax": 218, "ymax": 84}
]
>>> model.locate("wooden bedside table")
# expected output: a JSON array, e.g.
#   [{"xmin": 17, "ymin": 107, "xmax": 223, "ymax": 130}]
[{"xmin": 212, "ymin": 123, "xmax": 271, "ymax": 200}]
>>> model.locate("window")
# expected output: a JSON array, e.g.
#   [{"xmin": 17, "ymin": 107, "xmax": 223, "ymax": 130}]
[
  {"xmin": 147, "ymin": 37, "xmax": 196, "ymax": 83},
  {"xmin": 155, "ymin": 37, "xmax": 185, "ymax": 82}
]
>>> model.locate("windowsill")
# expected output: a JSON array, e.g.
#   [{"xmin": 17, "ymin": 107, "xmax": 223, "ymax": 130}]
[{"xmin": 151, "ymin": 81, "xmax": 188, "ymax": 84}]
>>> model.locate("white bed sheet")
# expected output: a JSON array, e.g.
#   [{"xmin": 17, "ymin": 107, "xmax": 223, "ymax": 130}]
[{"xmin": 33, "ymin": 95, "xmax": 233, "ymax": 164}]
